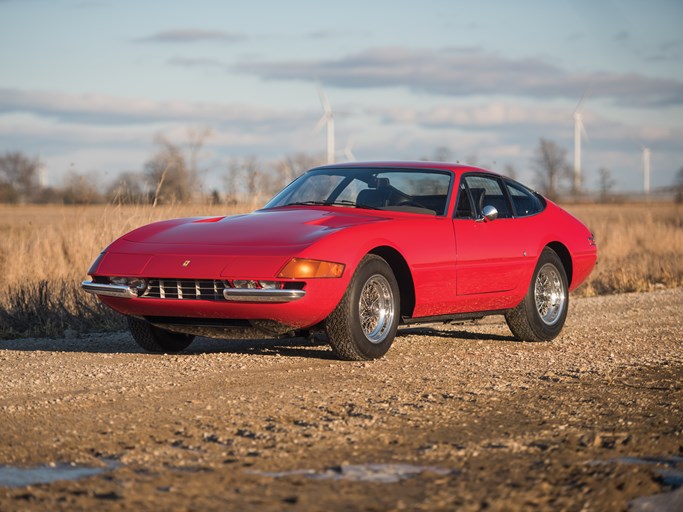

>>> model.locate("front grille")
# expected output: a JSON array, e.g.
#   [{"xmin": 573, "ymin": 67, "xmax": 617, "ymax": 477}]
[{"xmin": 141, "ymin": 279, "xmax": 225, "ymax": 301}]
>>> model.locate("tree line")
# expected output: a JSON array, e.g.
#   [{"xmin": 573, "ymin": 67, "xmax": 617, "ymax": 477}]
[
  {"xmin": 2, "ymin": 137, "xmax": 681, "ymax": 205},
  {"xmin": 0, "ymin": 132, "xmax": 322, "ymax": 205}
]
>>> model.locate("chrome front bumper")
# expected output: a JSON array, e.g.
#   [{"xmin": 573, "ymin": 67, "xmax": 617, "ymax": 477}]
[
  {"xmin": 81, "ymin": 281, "xmax": 305, "ymax": 303},
  {"xmin": 81, "ymin": 281, "xmax": 138, "ymax": 298},
  {"xmin": 222, "ymin": 288, "xmax": 305, "ymax": 302}
]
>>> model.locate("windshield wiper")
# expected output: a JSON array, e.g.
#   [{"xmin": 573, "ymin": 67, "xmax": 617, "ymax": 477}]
[
  {"xmin": 283, "ymin": 200, "xmax": 379, "ymax": 210},
  {"xmin": 330, "ymin": 199, "xmax": 380, "ymax": 210},
  {"xmin": 284, "ymin": 201, "xmax": 328, "ymax": 206}
]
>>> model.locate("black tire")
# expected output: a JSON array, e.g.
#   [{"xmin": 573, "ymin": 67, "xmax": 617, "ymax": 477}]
[
  {"xmin": 325, "ymin": 254, "xmax": 400, "ymax": 361},
  {"xmin": 127, "ymin": 317, "xmax": 195, "ymax": 353},
  {"xmin": 505, "ymin": 248, "xmax": 569, "ymax": 342}
]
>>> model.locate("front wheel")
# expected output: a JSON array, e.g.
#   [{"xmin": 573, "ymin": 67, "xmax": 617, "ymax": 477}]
[
  {"xmin": 505, "ymin": 248, "xmax": 568, "ymax": 342},
  {"xmin": 325, "ymin": 255, "xmax": 400, "ymax": 360},
  {"xmin": 127, "ymin": 317, "xmax": 195, "ymax": 353}
]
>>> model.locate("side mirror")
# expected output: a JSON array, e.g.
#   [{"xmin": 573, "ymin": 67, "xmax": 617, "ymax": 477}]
[{"xmin": 476, "ymin": 205, "xmax": 498, "ymax": 223}]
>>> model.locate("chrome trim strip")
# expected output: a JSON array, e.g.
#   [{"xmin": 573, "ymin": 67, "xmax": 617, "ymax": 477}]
[
  {"xmin": 223, "ymin": 288, "xmax": 305, "ymax": 303},
  {"xmin": 81, "ymin": 281, "xmax": 136, "ymax": 299}
]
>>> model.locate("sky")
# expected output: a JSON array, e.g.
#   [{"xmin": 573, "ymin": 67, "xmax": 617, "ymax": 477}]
[{"xmin": 1, "ymin": 0, "xmax": 682, "ymax": 194}]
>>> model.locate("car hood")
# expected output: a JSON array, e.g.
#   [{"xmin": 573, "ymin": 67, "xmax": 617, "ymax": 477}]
[{"xmin": 121, "ymin": 207, "xmax": 388, "ymax": 248}]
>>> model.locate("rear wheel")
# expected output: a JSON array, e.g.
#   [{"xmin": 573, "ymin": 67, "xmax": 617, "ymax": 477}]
[
  {"xmin": 325, "ymin": 254, "xmax": 400, "ymax": 360},
  {"xmin": 505, "ymin": 248, "xmax": 568, "ymax": 342},
  {"xmin": 127, "ymin": 317, "xmax": 195, "ymax": 353}
]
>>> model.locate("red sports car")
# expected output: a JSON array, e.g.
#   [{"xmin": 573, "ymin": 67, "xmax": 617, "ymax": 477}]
[{"xmin": 83, "ymin": 162, "xmax": 597, "ymax": 360}]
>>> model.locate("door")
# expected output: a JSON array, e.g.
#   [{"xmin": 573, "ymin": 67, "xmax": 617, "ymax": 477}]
[{"xmin": 452, "ymin": 174, "xmax": 529, "ymax": 296}]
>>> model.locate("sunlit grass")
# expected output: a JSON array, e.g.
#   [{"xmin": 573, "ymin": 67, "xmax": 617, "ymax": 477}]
[
  {"xmin": 566, "ymin": 203, "xmax": 683, "ymax": 296},
  {"xmin": 1, "ymin": 201, "xmax": 681, "ymax": 338},
  {"xmin": 0, "ymin": 203, "xmax": 252, "ymax": 338}
]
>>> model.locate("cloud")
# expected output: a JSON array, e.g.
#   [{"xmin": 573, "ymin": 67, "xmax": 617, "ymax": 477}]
[
  {"xmin": 369, "ymin": 102, "xmax": 574, "ymax": 129},
  {"xmin": 136, "ymin": 29, "xmax": 246, "ymax": 44},
  {"xmin": 0, "ymin": 88, "xmax": 312, "ymax": 130},
  {"xmin": 368, "ymin": 100, "xmax": 683, "ymax": 154},
  {"xmin": 235, "ymin": 46, "xmax": 683, "ymax": 107},
  {"xmin": 167, "ymin": 56, "xmax": 226, "ymax": 69}
]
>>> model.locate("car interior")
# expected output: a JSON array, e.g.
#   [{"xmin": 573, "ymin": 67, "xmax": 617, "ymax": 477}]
[{"xmin": 354, "ymin": 178, "xmax": 447, "ymax": 215}]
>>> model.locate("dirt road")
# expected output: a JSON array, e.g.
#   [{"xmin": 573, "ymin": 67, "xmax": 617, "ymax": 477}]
[{"xmin": 1, "ymin": 289, "xmax": 682, "ymax": 511}]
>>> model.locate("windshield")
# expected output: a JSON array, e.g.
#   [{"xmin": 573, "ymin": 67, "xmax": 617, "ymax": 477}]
[{"xmin": 263, "ymin": 167, "xmax": 453, "ymax": 216}]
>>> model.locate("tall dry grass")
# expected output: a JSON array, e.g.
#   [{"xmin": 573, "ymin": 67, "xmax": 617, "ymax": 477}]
[
  {"xmin": 566, "ymin": 203, "xmax": 683, "ymax": 296},
  {"xmin": 0, "ymin": 203, "xmax": 251, "ymax": 338},
  {"xmin": 0, "ymin": 201, "xmax": 681, "ymax": 338}
]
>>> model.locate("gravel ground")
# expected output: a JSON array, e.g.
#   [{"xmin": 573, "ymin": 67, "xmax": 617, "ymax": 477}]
[{"xmin": 0, "ymin": 288, "xmax": 681, "ymax": 511}]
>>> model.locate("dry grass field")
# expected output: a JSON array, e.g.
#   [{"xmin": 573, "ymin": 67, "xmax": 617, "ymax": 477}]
[
  {"xmin": 0, "ymin": 201, "xmax": 681, "ymax": 339},
  {"xmin": 0, "ymin": 204, "xmax": 241, "ymax": 338},
  {"xmin": 566, "ymin": 202, "xmax": 683, "ymax": 295}
]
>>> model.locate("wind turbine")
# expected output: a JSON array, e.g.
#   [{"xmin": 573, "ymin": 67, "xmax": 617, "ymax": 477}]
[
  {"xmin": 642, "ymin": 146, "xmax": 651, "ymax": 198},
  {"xmin": 573, "ymin": 93, "xmax": 588, "ymax": 195},
  {"xmin": 341, "ymin": 139, "xmax": 355, "ymax": 162},
  {"xmin": 315, "ymin": 84, "xmax": 335, "ymax": 165},
  {"xmin": 38, "ymin": 162, "xmax": 47, "ymax": 189}
]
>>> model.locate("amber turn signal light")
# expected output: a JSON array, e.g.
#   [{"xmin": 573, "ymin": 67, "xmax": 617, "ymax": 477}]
[{"xmin": 277, "ymin": 258, "xmax": 345, "ymax": 279}]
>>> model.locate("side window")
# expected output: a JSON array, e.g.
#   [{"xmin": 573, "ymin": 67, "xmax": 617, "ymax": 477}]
[
  {"xmin": 461, "ymin": 175, "xmax": 513, "ymax": 219},
  {"xmin": 505, "ymin": 181, "xmax": 544, "ymax": 217}
]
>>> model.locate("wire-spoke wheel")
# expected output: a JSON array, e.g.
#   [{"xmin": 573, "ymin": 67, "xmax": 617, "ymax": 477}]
[
  {"xmin": 505, "ymin": 248, "xmax": 568, "ymax": 342},
  {"xmin": 325, "ymin": 255, "xmax": 400, "ymax": 360},
  {"xmin": 534, "ymin": 263, "xmax": 566, "ymax": 326},
  {"xmin": 359, "ymin": 275, "xmax": 395, "ymax": 344}
]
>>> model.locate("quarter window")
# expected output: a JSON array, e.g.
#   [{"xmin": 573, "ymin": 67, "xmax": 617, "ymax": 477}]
[{"xmin": 505, "ymin": 181, "xmax": 544, "ymax": 216}]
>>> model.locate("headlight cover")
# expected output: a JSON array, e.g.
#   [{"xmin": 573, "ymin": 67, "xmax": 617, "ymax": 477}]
[{"xmin": 109, "ymin": 277, "xmax": 148, "ymax": 295}]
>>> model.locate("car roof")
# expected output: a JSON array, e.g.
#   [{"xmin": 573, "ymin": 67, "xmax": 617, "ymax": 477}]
[{"xmin": 313, "ymin": 160, "xmax": 498, "ymax": 175}]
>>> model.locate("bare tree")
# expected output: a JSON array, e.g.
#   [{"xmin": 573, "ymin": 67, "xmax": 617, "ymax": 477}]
[
  {"xmin": 107, "ymin": 171, "xmax": 147, "ymax": 204},
  {"xmin": 187, "ymin": 127, "xmax": 213, "ymax": 175},
  {"xmin": 243, "ymin": 156, "xmax": 260, "ymax": 199},
  {"xmin": 186, "ymin": 126, "xmax": 213, "ymax": 198},
  {"xmin": 145, "ymin": 137, "xmax": 192, "ymax": 204},
  {"xmin": 433, "ymin": 146, "xmax": 453, "ymax": 162},
  {"xmin": 223, "ymin": 156, "xmax": 263, "ymax": 204},
  {"xmin": 503, "ymin": 164, "xmax": 518, "ymax": 180},
  {"xmin": 224, "ymin": 158, "xmax": 243, "ymax": 205},
  {"xmin": 224, "ymin": 155, "xmax": 312, "ymax": 206},
  {"xmin": 465, "ymin": 153, "xmax": 479, "ymax": 166},
  {"xmin": 143, "ymin": 129, "xmax": 212, "ymax": 205},
  {"xmin": 275, "ymin": 153, "xmax": 321, "ymax": 186},
  {"xmin": 0, "ymin": 182, "xmax": 18, "ymax": 203},
  {"xmin": 421, "ymin": 146, "xmax": 453, "ymax": 162},
  {"xmin": 530, "ymin": 138, "xmax": 569, "ymax": 201},
  {"xmin": 0, "ymin": 151, "xmax": 40, "ymax": 203},
  {"xmin": 597, "ymin": 167, "xmax": 616, "ymax": 203},
  {"xmin": 62, "ymin": 171, "xmax": 104, "ymax": 204}
]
